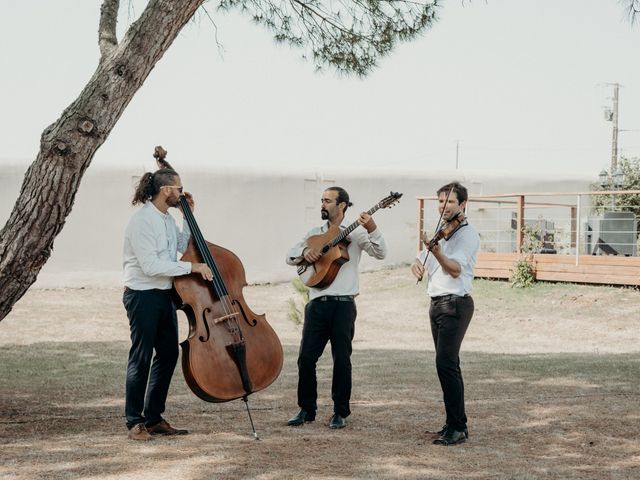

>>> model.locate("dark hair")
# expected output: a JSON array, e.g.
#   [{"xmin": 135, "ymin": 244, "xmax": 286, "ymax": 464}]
[
  {"xmin": 131, "ymin": 168, "xmax": 178, "ymax": 205},
  {"xmin": 326, "ymin": 186, "xmax": 353, "ymax": 213},
  {"xmin": 436, "ymin": 181, "xmax": 468, "ymax": 204}
]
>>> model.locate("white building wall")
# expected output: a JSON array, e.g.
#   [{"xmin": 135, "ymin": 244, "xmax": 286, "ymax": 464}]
[{"xmin": 0, "ymin": 163, "xmax": 593, "ymax": 288}]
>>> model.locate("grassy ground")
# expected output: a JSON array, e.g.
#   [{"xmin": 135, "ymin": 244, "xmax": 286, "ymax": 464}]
[{"xmin": 0, "ymin": 270, "xmax": 639, "ymax": 479}]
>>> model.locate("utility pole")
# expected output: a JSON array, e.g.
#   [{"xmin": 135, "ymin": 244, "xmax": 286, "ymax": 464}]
[
  {"xmin": 610, "ymin": 83, "xmax": 620, "ymax": 172},
  {"xmin": 455, "ymin": 140, "xmax": 459, "ymax": 169}
]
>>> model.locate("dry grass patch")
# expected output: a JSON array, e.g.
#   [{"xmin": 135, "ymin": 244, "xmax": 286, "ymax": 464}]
[{"xmin": 1, "ymin": 268, "xmax": 639, "ymax": 479}]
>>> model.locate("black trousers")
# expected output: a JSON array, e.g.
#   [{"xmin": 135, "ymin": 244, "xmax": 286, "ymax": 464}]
[
  {"xmin": 297, "ymin": 297, "xmax": 357, "ymax": 418},
  {"xmin": 123, "ymin": 288, "xmax": 179, "ymax": 429},
  {"xmin": 429, "ymin": 294, "xmax": 474, "ymax": 432}
]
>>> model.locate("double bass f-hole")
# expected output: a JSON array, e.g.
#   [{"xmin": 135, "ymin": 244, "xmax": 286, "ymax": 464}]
[{"xmin": 233, "ymin": 299, "xmax": 258, "ymax": 327}]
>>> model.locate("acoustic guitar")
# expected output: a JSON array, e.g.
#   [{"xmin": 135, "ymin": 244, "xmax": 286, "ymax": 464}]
[{"xmin": 296, "ymin": 192, "xmax": 402, "ymax": 288}]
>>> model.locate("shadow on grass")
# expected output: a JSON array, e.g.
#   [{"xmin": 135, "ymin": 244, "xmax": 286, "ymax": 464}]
[{"xmin": 1, "ymin": 343, "xmax": 639, "ymax": 480}]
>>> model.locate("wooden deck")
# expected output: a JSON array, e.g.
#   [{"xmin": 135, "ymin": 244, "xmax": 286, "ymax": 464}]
[
  {"xmin": 475, "ymin": 252, "xmax": 640, "ymax": 286},
  {"xmin": 417, "ymin": 189, "xmax": 640, "ymax": 287}
]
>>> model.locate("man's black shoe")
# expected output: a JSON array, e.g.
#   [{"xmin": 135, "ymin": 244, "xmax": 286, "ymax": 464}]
[
  {"xmin": 287, "ymin": 409, "xmax": 315, "ymax": 426},
  {"xmin": 433, "ymin": 428, "xmax": 467, "ymax": 446},
  {"xmin": 328, "ymin": 414, "xmax": 347, "ymax": 429},
  {"xmin": 436, "ymin": 424, "xmax": 469, "ymax": 438}
]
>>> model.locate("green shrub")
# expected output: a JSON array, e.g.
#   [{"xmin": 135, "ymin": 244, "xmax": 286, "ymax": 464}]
[
  {"xmin": 287, "ymin": 278, "xmax": 309, "ymax": 326},
  {"xmin": 510, "ymin": 258, "xmax": 536, "ymax": 288},
  {"xmin": 510, "ymin": 224, "xmax": 540, "ymax": 288}
]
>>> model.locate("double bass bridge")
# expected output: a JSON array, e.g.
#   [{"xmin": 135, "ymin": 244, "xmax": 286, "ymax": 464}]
[{"xmin": 212, "ymin": 312, "xmax": 240, "ymax": 325}]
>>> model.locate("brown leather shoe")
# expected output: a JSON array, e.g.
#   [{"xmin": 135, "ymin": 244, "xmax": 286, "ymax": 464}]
[
  {"xmin": 146, "ymin": 419, "xmax": 188, "ymax": 436},
  {"xmin": 128, "ymin": 423, "xmax": 152, "ymax": 441}
]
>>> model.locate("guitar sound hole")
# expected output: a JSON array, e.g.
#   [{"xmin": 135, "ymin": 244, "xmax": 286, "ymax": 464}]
[{"xmin": 322, "ymin": 246, "xmax": 330, "ymax": 254}]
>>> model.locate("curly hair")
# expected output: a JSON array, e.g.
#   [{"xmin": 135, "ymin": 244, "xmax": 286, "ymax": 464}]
[{"xmin": 131, "ymin": 168, "xmax": 178, "ymax": 205}]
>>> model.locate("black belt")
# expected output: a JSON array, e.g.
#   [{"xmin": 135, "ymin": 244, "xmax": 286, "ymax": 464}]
[
  {"xmin": 124, "ymin": 287, "xmax": 172, "ymax": 294},
  {"xmin": 313, "ymin": 295, "xmax": 355, "ymax": 302},
  {"xmin": 431, "ymin": 294, "xmax": 470, "ymax": 302}
]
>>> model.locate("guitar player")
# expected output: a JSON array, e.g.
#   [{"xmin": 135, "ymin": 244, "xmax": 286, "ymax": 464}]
[{"xmin": 285, "ymin": 186, "xmax": 387, "ymax": 430}]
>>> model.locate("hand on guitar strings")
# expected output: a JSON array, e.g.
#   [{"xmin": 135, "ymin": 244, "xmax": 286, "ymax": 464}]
[{"xmin": 303, "ymin": 247, "xmax": 322, "ymax": 264}]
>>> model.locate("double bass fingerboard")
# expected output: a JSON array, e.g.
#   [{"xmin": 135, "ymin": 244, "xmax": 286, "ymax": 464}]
[{"xmin": 179, "ymin": 196, "xmax": 228, "ymax": 299}]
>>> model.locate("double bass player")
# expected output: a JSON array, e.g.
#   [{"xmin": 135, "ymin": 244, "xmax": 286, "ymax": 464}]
[
  {"xmin": 122, "ymin": 167, "xmax": 212, "ymax": 441},
  {"xmin": 286, "ymin": 187, "xmax": 387, "ymax": 429}
]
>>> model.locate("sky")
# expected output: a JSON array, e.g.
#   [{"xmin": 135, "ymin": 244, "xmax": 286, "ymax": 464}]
[{"xmin": 1, "ymin": 0, "xmax": 639, "ymax": 177}]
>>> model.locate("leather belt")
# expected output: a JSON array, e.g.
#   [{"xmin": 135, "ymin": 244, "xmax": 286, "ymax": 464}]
[
  {"xmin": 313, "ymin": 295, "xmax": 355, "ymax": 302},
  {"xmin": 124, "ymin": 287, "xmax": 172, "ymax": 294},
  {"xmin": 431, "ymin": 294, "xmax": 470, "ymax": 302}
]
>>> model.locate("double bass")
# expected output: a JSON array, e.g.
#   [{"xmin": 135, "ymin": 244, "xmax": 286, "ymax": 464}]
[{"xmin": 154, "ymin": 147, "xmax": 283, "ymax": 437}]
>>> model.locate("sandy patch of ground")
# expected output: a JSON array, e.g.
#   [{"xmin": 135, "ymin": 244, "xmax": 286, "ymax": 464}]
[{"xmin": 1, "ymin": 268, "xmax": 639, "ymax": 480}]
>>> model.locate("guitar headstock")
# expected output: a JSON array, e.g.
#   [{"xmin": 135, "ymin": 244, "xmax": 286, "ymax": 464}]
[{"xmin": 378, "ymin": 191, "xmax": 403, "ymax": 209}]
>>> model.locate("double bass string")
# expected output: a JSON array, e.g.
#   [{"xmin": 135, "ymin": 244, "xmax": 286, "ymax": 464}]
[
  {"xmin": 180, "ymin": 197, "xmax": 240, "ymax": 327},
  {"xmin": 181, "ymin": 198, "xmax": 246, "ymax": 342}
]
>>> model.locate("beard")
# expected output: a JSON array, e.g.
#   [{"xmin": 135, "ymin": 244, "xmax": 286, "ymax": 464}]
[{"xmin": 321, "ymin": 209, "xmax": 329, "ymax": 220}]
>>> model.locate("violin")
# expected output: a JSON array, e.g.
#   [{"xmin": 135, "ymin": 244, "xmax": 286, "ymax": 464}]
[
  {"xmin": 416, "ymin": 208, "xmax": 466, "ymax": 283},
  {"xmin": 422, "ymin": 210, "xmax": 466, "ymax": 251}
]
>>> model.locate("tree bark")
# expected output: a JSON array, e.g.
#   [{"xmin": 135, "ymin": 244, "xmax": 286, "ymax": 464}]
[{"xmin": 0, "ymin": 0, "xmax": 205, "ymax": 321}]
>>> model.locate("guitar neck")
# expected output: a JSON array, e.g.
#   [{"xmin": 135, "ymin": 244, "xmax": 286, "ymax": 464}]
[{"xmin": 330, "ymin": 204, "xmax": 380, "ymax": 247}]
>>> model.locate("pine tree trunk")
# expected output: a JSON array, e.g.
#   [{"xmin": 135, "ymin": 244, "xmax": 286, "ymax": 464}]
[{"xmin": 0, "ymin": 0, "xmax": 205, "ymax": 321}]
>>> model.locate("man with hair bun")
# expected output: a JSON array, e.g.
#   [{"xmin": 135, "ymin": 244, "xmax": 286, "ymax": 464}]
[
  {"xmin": 286, "ymin": 186, "xmax": 387, "ymax": 430},
  {"xmin": 122, "ymin": 168, "xmax": 213, "ymax": 441}
]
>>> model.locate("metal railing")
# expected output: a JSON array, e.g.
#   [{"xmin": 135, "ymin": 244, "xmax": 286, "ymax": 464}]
[{"xmin": 416, "ymin": 190, "xmax": 640, "ymax": 264}]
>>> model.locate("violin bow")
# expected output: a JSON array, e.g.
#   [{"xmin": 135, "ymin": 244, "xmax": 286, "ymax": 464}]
[{"xmin": 416, "ymin": 185, "xmax": 454, "ymax": 284}]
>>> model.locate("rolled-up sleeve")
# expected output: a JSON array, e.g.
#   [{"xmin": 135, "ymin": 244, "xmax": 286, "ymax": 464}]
[
  {"xmin": 286, "ymin": 233, "xmax": 312, "ymax": 266},
  {"xmin": 358, "ymin": 227, "xmax": 387, "ymax": 259}
]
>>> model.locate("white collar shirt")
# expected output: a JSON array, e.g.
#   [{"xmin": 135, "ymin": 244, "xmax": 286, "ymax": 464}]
[
  {"xmin": 417, "ymin": 222, "xmax": 480, "ymax": 298},
  {"xmin": 287, "ymin": 221, "xmax": 387, "ymax": 300},
  {"xmin": 123, "ymin": 202, "xmax": 192, "ymax": 290}
]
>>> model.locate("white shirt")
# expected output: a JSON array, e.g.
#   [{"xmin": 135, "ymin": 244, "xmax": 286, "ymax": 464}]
[
  {"xmin": 123, "ymin": 202, "xmax": 192, "ymax": 290},
  {"xmin": 417, "ymin": 222, "xmax": 480, "ymax": 298},
  {"xmin": 287, "ymin": 222, "xmax": 387, "ymax": 300}
]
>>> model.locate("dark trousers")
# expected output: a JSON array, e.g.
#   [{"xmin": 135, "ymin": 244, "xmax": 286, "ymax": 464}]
[
  {"xmin": 297, "ymin": 297, "xmax": 357, "ymax": 418},
  {"xmin": 123, "ymin": 288, "xmax": 179, "ymax": 429},
  {"xmin": 429, "ymin": 295, "xmax": 474, "ymax": 432}
]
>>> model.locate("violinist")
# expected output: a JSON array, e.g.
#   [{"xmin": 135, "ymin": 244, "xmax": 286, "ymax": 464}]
[
  {"xmin": 122, "ymin": 168, "xmax": 213, "ymax": 441},
  {"xmin": 410, "ymin": 181, "xmax": 479, "ymax": 446},
  {"xmin": 286, "ymin": 187, "xmax": 387, "ymax": 429}
]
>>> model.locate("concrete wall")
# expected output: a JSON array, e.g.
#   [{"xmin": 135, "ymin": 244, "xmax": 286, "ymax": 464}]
[{"xmin": 0, "ymin": 162, "xmax": 593, "ymax": 288}]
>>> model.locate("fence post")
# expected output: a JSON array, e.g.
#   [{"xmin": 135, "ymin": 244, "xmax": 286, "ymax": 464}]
[
  {"xmin": 417, "ymin": 198, "xmax": 425, "ymax": 253},
  {"xmin": 575, "ymin": 195, "xmax": 581, "ymax": 266},
  {"xmin": 516, "ymin": 195, "xmax": 525, "ymax": 253},
  {"xmin": 570, "ymin": 205, "xmax": 577, "ymax": 249}
]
